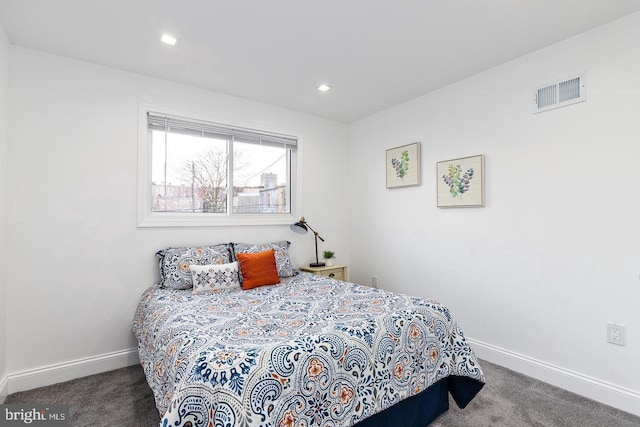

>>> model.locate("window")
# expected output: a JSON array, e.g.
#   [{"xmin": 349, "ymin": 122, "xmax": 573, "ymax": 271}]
[{"xmin": 137, "ymin": 106, "xmax": 298, "ymax": 227}]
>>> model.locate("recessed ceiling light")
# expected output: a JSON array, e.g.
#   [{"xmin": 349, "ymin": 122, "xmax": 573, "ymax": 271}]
[
  {"xmin": 161, "ymin": 34, "xmax": 177, "ymax": 46},
  {"xmin": 317, "ymin": 84, "xmax": 332, "ymax": 92}
]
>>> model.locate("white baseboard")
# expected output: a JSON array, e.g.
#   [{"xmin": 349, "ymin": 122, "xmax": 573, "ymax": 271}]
[
  {"xmin": 7, "ymin": 348, "xmax": 139, "ymax": 395},
  {"xmin": 468, "ymin": 337, "xmax": 640, "ymax": 417},
  {"xmin": 0, "ymin": 373, "xmax": 8, "ymax": 403}
]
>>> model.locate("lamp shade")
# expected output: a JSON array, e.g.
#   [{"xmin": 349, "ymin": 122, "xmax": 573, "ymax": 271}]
[{"xmin": 290, "ymin": 221, "xmax": 308, "ymax": 234}]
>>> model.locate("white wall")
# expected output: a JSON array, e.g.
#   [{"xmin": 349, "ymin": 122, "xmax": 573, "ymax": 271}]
[
  {"xmin": 6, "ymin": 47, "xmax": 349, "ymax": 384},
  {"xmin": 348, "ymin": 12, "xmax": 640, "ymax": 414},
  {"xmin": 0, "ymin": 23, "xmax": 9, "ymax": 402}
]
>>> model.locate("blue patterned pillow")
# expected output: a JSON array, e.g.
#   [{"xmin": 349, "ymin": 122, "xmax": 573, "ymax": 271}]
[
  {"xmin": 156, "ymin": 244, "xmax": 232, "ymax": 290},
  {"xmin": 232, "ymin": 241, "xmax": 296, "ymax": 278},
  {"xmin": 189, "ymin": 262, "xmax": 241, "ymax": 294}
]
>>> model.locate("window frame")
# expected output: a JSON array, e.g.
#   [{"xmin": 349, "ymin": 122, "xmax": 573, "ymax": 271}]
[{"xmin": 137, "ymin": 104, "xmax": 301, "ymax": 227}]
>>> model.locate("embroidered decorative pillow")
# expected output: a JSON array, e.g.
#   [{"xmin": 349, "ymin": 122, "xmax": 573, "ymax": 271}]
[
  {"xmin": 189, "ymin": 262, "xmax": 241, "ymax": 294},
  {"xmin": 236, "ymin": 249, "xmax": 281, "ymax": 290},
  {"xmin": 232, "ymin": 241, "xmax": 295, "ymax": 278},
  {"xmin": 156, "ymin": 244, "xmax": 232, "ymax": 290}
]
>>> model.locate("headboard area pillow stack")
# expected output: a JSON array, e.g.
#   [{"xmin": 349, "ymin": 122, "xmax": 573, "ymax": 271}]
[
  {"xmin": 155, "ymin": 241, "xmax": 295, "ymax": 293},
  {"xmin": 156, "ymin": 244, "xmax": 233, "ymax": 290},
  {"xmin": 231, "ymin": 241, "xmax": 295, "ymax": 278}
]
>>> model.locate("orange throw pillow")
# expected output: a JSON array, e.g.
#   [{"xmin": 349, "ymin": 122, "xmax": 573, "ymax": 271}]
[{"xmin": 236, "ymin": 249, "xmax": 281, "ymax": 290}]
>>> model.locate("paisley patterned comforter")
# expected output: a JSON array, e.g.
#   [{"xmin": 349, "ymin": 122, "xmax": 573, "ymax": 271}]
[{"xmin": 133, "ymin": 273, "xmax": 484, "ymax": 427}]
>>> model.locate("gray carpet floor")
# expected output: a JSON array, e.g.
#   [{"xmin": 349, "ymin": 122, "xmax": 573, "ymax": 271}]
[{"xmin": 4, "ymin": 359, "xmax": 639, "ymax": 426}]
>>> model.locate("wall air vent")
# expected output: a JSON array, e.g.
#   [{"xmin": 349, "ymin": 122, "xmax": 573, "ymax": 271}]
[{"xmin": 533, "ymin": 72, "xmax": 586, "ymax": 113}]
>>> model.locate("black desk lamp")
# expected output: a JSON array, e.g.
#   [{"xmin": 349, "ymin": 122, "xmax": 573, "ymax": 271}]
[{"xmin": 290, "ymin": 216, "xmax": 325, "ymax": 267}]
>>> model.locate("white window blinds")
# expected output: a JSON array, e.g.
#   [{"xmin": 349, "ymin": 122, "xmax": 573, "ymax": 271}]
[{"xmin": 147, "ymin": 112, "xmax": 297, "ymax": 149}]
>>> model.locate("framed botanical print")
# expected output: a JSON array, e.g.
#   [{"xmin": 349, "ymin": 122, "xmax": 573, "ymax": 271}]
[
  {"xmin": 437, "ymin": 154, "xmax": 485, "ymax": 207},
  {"xmin": 386, "ymin": 142, "xmax": 421, "ymax": 188}
]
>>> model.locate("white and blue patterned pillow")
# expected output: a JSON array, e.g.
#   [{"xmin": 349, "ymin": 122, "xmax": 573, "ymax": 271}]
[
  {"xmin": 189, "ymin": 262, "xmax": 241, "ymax": 294},
  {"xmin": 232, "ymin": 241, "xmax": 296, "ymax": 278},
  {"xmin": 156, "ymin": 244, "xmax": 233, "ymax": 290}
]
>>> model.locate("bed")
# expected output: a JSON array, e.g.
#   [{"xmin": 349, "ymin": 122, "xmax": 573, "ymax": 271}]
[{"xmin": 132, "ymin": 243, "xmax": 484, "ymax": 426}]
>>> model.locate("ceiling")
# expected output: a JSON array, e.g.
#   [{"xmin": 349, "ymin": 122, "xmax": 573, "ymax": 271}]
[{"xmin": 1, "ymin": 1, "xmax": 640, "ymax": 123}]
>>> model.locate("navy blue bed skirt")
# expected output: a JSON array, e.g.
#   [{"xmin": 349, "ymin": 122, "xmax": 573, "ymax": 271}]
[{"xmin": 356, "ymin": 375, "xmax": 484, "ymax": 427}]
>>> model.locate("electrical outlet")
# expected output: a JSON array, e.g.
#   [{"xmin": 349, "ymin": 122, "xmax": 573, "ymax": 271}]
[
  {"xmin": 607, "ymin": 322, "xmax": 626, "ymax": 346},
  {"xmin": 371, "ymin": 276, "xmax": 378, "ymax": 288}
]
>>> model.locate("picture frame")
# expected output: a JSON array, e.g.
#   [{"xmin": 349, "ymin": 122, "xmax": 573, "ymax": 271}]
[
  {"xmin": 436, "ymin": 154, "xmax": 485, "ymax": 208},
  {"xmin": 386, "ymin": 142, "xmax": 421, "ymax": 188}
]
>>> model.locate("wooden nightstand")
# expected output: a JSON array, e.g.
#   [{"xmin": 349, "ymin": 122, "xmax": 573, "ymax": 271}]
[{"xmin": 299, "ymin": 264, "xmax": 348, "ymax": 281}]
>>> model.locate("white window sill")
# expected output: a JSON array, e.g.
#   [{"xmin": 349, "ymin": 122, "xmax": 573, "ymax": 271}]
[{"xmin": 137, "ymin": 212, "xmax": 299, "ymax": 228}]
